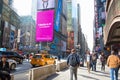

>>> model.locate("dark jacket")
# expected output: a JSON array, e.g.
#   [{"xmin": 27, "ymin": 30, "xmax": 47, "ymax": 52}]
[
  {"xmin": 0, "ymin": 61, "xmax": 10, "ymax": 73},
  {"xmin": 67, "ymin": 53, "xmax": 80, "ymax": 66}
]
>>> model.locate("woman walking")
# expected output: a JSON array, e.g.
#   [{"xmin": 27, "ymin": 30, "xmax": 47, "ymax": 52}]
[
  {"xmin": 100, "ymin": 52, "xmax": 106, "ymax": 71},
  {"xmin": 85, "ymin": 50, "xmax": 91, "ymax": 73}
]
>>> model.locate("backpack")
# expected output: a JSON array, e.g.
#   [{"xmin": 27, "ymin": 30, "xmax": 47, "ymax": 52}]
[
  {"xmin": 92, "ymin": 55, "xmax": 96, "ymax": 61},
  {"xmin": 69, "ymin": 54, "xmax": 78, "ymax": 67}
]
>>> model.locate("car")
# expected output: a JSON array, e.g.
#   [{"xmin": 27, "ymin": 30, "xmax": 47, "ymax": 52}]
[
  {"xmin": 7, "ymin": 59, "xmax": 17, "ymax": 70},
  {"xmin": 0, "ymin": 51, "xmax": 24, "ymax": 64},
  {"xmin": 0, "ymin": 59, "xmax": 17, "ymax": 70},
  {"xmin": 30, "ymin": 53, "xmax": 56, "ymax": 67}
]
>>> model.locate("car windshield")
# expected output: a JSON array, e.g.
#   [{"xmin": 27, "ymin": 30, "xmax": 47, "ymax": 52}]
[
  {"xmin": 44, "ymin": 55, "xmax": 52, "ymax": 58},
  {"xmin": 33, "ymin": 55, "xmax": 42, "ymax": 58}
]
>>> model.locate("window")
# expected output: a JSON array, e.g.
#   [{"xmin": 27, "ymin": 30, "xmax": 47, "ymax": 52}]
[
  {"xmin": 44, "ymin": 55, "xmax": 50, "ymax": 58},
  {"xmin": 33, "ymin": 55, "xmax": 42, "ymax": 58}
]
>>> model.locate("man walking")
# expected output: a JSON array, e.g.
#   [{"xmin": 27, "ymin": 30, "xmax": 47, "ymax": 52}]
[
  {"xmin": 67, "ymin": 49, "xmax": 80, "ymax": 80},
  {"xmin": 107, "ymin": 50, "xmax": 120, "ymax": 80}
]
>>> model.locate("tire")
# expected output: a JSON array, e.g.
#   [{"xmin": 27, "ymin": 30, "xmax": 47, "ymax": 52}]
[
  {"xmin": 10, "ymin": 63, "xmax": 16, "ymax": 70},
  {"xmin": 32, "ymin": 65, "xmax": 35, "ymax": 67},
  {"xmin": 45, "ymin": 62, "xmax": 48, "ymax": 65}
]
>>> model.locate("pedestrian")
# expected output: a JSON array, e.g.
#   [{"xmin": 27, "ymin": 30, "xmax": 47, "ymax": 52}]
[
  {"xmin": 91, "ymin": 52, "xmax": 97, "ymax": 71},
  {"xmin": 85, "ymin": 50, "xmax": 91, "ymax": 73},
  {"xmin": 118, "ymin": 50, "xmax": 120, "ymax": 69},
  {"xmin": 0, "ymin": 55, "xmax": 11, "ymax": 80},
  {"xmin": 116, "ymin": 49, "xmax": 120, "ymax": 76},
  {"xmin": 26, "ymin": 54, "xmax": 29, "ymax": 62},
  {"xmin": 107, "ymin": 50, "xmax": 120, "ymax": 80},
  {"xmin": 58, "ymin": 53, "xmax": 61, "ymax": 61},
  {"xmin": 100, "ymin": 51, "xmax": 106, "ymax": 71},
  {"xmin": 67, "ymin": 49, "xmax": 80, "ymax": 80}
]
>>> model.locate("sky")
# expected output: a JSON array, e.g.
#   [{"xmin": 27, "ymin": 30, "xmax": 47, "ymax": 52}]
[
  {"xmin": 13, "ymin": 0, "xmax": 94, "ymax": 51},
  {"xmin": 78, "ymin": 0, "xmax": 94, "ymax": 51},
  {"xmin": 13, "ymin": 0, "xmax": 32, "ymax": 15}
]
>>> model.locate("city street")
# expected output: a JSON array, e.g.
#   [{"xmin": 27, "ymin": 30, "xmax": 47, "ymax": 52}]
[
  {"xmin": 11, "ymin": 59, "xmax": 120, "ymax": 80},
  {"xmin": 11, "ymin": 60, "xmax": 32, "ymax": 80},
  {"xmin": 0, "ymin": 0, "xmax": 120, "ymax": 80},
  {"xmin": 47, "ymin": 65, "xmax": 120, "ymax": 80}
]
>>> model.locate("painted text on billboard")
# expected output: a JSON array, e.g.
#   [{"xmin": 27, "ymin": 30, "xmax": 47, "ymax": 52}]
[{"xmin": 36, "ymin": 10, "xmax": 54, "ymax": 42}]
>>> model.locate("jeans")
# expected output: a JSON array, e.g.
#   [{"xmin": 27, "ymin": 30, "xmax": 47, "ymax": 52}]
[
  {"xmin": 92, "ymin": 61, "xmax": 96, "ymax": 71},
  {"xmin": 101, "ymin": 62, "xmax": 105, "ymax": 71},
  {"xmin": 70, "ymin": 66, "xmax": 78, "ymax": 80},
  {"xmin": 110, "ymin": 68, "xmax": 118, "ymax": 80}
]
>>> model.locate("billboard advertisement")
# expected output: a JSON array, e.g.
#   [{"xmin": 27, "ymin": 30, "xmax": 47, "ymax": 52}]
[
  {"xmin": 37, "ymin": 0, "xmax": 55, "ymax": 10},
  {"xmin": 36, "ymin": 10, "xmax": 54, "ymax": 42},
  {"xmin": 54, "ymin": 0, "xmax": 62, "ymax": 32}
]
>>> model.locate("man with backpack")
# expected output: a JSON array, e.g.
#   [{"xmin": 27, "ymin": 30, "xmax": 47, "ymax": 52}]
[{"xmin": 67, "ymin": 49, "xmax": 80, "ymax": 80}]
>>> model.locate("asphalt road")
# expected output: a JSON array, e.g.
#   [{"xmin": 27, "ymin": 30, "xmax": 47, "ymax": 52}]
[{"xmin": 11, "ymin": 60, "xmax": 32, "ymax": 80}]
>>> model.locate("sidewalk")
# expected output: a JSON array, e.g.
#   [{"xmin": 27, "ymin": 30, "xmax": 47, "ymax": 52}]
[{"xmin": 46, "ymin": 64, "xmax": 120, "ymax": 80}]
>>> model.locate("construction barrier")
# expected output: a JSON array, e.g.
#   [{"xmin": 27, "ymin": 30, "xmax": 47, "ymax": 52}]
[
  {"xmin": 29, "ymin": 65, "xmax": 56, "ymax": 80},
  {"xmin": 56, "ymin": 61, "xmax": 68, "ymax": 71}
]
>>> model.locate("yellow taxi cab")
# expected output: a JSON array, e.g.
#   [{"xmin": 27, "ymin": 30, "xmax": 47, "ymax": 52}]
[{"xmin": 30, "ymin": 53, "xmax": 56, "ymax": 67}]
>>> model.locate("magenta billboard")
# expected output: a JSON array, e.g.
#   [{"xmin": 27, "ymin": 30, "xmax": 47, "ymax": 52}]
[{"xmin": 36, "ymin": 10, "xmax": 54, "ymax": 42}]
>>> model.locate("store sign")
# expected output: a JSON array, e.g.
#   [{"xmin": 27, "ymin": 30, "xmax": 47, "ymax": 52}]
[{"xmin": 36, "ymin": 10, "xmax": 54, "ymax": 42}]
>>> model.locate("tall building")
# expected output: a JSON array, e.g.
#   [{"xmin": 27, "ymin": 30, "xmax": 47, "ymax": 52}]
[
  {"xmin": 49, "ymin": 0, "xmax": 67, "ymax": 55},
  {"xmin": 72, "ymin": 0, "xmax": 79, "ymax": 48},
  {"xmin": 20, "ymin": 16, "xmax": 36, "ymax": 51},
  {"xmin": 104, "ymin": 0, "xmax": 120, "ymax": 50},
  {"xmin": 0, "ymin": 0, "xmax": 20, "ymax": 50},
  {"xmin": 67, "ymin": 0, "xmax": 73, "ymax": 49},
  {"xmin": 67, "ymin": 0, "xmax": 79, "ymax": 49},
  {"xmin": 32, "ymin": 0, "xmax": 67, "ymax": 56},
  {"xmin": 94, "ymin": 0, "xmax": 106, "ymax": 53},
  {"xmin": 31, "ymin": 0, "xmax": 37, "ymax": 20}
]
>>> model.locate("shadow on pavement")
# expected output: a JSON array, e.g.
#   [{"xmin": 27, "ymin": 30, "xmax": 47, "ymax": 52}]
[
  {"xmin": 78, "ymin": 74, "xmax": 99, "ymax": 80},
  {"xmin": 46, "ymin": 68, "xmax": 69, "ymax": 80},
  {"xmin": 60, "ymin": 68, "xmax": 69, "ymax": 72},
  {"xmin": 90, "ymin": 71, "xmax": 110, "ymax": 78},
  {"xmin": 46, "ymin": 73, "xmax": 59, "ymax": 80}
]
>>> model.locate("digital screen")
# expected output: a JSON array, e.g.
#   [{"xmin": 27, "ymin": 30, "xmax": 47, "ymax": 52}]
[
  {"xmin": 36, "ymin": 10, "xmax": 54, "ymax": 42},
  {"xmin": 37, "ymin": 0, "xmax": 55, "ymax": 10},
  {"xmin": 54, "ymin": 0, "xmax": 62, "ymax": 31}
]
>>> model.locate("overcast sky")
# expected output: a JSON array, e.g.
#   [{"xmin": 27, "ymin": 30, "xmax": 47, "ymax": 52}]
[{"xmin": 13, "ymin": 0, "xmax": 94, "ymax": 51}]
